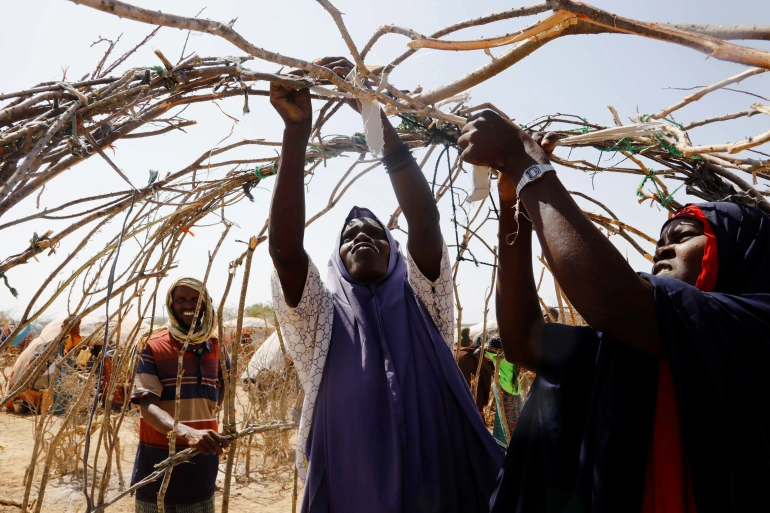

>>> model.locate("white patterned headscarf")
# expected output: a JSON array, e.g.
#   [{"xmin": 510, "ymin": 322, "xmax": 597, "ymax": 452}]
[{"xmin": 165, "ymin": 277, "xmax": 217, "ymax": 346}]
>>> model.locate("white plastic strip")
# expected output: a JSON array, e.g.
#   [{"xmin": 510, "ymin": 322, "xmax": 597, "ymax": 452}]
[
  {"xmin": 353, "ymin": 65, "xmax": 386, "ymax": 158},
  {"xmin": 466, "ymin": 165, "xmax": 491, "ymax": 203},
  {"xmin": 360, "ymin": 95, "xmax": 385, "ymax": 157}
]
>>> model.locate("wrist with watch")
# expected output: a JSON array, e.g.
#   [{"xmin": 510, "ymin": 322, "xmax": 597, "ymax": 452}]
[{"xmin": 515, "ymin": 163, "xmax": 555, "ymax": 196}]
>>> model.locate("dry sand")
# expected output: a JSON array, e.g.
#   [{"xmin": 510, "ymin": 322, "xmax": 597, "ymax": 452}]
[{"xmin": 0, "ymin": 411, "xmax": 300, "ymax": 513}]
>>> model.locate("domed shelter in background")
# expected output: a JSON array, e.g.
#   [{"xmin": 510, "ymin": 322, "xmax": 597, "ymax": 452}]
[
  {"xmin": 7, "ymin": 313, "xmax": 150, "ymax": 410},
  {"xmin": 223, "ymin": 317, "xmax": 274, "ymax": 348},
  {"xmin": 467, "ymin": 320, "xmax": 498, "ymax": 344},
  {"xmin": 241, "ymin": 330, "xmax": 288, "ymax": 383}
]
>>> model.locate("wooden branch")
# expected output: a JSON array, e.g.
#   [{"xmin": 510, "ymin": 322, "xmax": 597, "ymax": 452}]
[
  {"xmin": 654, "ymin": 67, "xmax": 767, "ymax": 119},
  {"xmin": 683, "ymin": 108, "xmax": 758, "ymax": 130},
  {"xmin": 678, "ymin": 107, "xmax": 770, "ymax": 155},
  {"xmin": 0, "ymin": 78, "xmax": 117, "ymax": 102},
  {"xmin": 316, "ymin": 0, "xmax": 367, "ymax": 74},
  {"xmin": 83, "ymin": 130, "xmax": 136, "ymax": 189},
  {"xmin": 122, "ymin": 120, "xmax": 197, "ymax": 138},
  {"xmin": 408, "ymin": 10, "xmax": 575, "ymax": 50},
  {"xmin": 221, "ymin": 234, "xmax": 256, "ymax": 513},
  {"xmin": 664, "ymin": 23, "xmax": 770, "ymax": 41},
  {"xmin": 472, "ymin": 250, "xmax": 497, "ymax": 401},
  {"xmin": 90, "ymin": 421, "xmax": 298, "ymax": 513},
  {"xmin": 102, "ymin": 26, "xmax": 160, "ymax": 76},
  {"xmin": 0, "ymin": 100, "xmax": 82, "ymax": 202},
  {"xmin": 702, "ymin": 160, "xmax": 770, "ymax": 214},
  {"xmin": 415, "ymin": 27, "xmax": 567, "ymax": 104},
  {"xmin": 574, "ymin": 21, "xmax": 770, "ymax": 42},
  {"xmin": 583, "ymin": 211, "xmax": 657, "ymax": 244},
  {"xmin": 68, "ymin": 0, "xmax": 359, "ymax": 94},
  {"xmin": 360, "ymin": 3, "xmax": 550, "ymax": 59},
  {"xmin": 554, "ymin": 1, "xmax": 770, "ymax": 69}
]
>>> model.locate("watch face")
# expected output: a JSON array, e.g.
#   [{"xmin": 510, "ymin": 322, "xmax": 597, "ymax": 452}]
[{"xmin": 525, "ymin": 166, "xmax": 542, "ymax": 180}]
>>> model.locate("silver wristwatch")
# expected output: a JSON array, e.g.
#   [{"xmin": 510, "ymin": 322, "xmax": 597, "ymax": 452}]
[{"xmin": 516, "ymin": 164, "xmax": 555, "ymax": 196}]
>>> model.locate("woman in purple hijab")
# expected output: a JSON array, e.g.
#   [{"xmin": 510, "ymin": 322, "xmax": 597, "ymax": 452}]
[{"xmin": 267, "ymin": 58, "xmax": 502, "ymax": 512}]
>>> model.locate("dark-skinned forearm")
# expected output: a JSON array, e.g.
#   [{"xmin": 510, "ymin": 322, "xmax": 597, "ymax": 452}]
[
  {"xmin": 381, "ymin": 112, "xmax": 442, "ymax": 280},
  {"xmin": 518, "ymin": 173, "xmax": 662, "ymax": 356},
  {"xmin": 268, "ymin": 125, "xmax": 310, "ymax": 270},
  {"xmin": 141, "ymin": 397, "xmax": 185, "ymax": 437},
  {"xmin": 496, "ymin": 200, "xmax": 544, "ymax": 371}
]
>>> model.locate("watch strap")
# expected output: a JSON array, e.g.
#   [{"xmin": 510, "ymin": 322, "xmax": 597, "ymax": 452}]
[{"xmin": 516, "ymin": 164, "xmax": 555, "ymax": 196}]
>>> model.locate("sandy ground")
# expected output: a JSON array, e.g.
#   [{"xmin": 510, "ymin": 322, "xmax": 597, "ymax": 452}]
[{"xmin": 0, "ymin": 411, "xmax": 300, "ymax": 513}]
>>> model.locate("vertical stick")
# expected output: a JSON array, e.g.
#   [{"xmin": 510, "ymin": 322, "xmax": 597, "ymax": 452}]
[
  {"xmin": 452, "ymin": 262, "xmax": 463, "ymax": 363},
  {"xmin": 21, "ymin": 363, "xmax": 56, "ymax": 511},
  {"xmin": 553, "ymin": 280, "xmax": 566, "ymax": 324},
  {"xmin": 33, "ymin": 368, "xmax": 99, "ymax": 513},
  {"xmin": 472, "ymin": 249, "xmax": 498, "ymax": 402},
  {"xmin": 292, "ymin": 466, "xmax": 299, "ymax": 513},
  {"xmin": 217, "ymin": 252, "xmax": 242, "ymax": 428},
  {"xmin": 273, "ymin": 310, "xmax": 291, "ymax": 454},
  {"xmin": 559, "ymin": 287, "xmax": 577, "ymax": 326},
  {"xmin": 221, "ymin": 235, "xmax": 257, "ymax": 513}
]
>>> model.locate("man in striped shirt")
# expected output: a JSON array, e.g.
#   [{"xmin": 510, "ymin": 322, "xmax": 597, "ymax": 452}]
[{"xmin": 131, "ymin": 278, "xmax": 229, "ymax": 513}]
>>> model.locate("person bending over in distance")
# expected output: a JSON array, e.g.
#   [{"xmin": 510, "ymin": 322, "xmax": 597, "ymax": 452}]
[
  {"xmin": 131, "ymin": 278, "xmax": 230, "ymax": 513},
  {"xmin": 458, "ymin": 110, "xmax": 770, "ymax": 512},
  {"xmin": 267, "ymin": 57, "xmax": 502, "ymax": 513}
]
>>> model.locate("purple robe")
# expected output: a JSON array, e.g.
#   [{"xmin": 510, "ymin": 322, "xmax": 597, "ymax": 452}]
[{"xmin": 302, "ymin": 206, "xmax": 502, "ymax": 513}]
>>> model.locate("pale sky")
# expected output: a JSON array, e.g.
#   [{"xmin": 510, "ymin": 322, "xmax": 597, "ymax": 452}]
[{"xmin": 1, "ymin": 0, "xmax": 769, "ymax": 325}]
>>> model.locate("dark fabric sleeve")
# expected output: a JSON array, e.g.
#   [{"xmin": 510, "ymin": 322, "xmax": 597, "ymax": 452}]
[
  {"xmin": 645, "ymin": 274, "xmax": 770, "ymax": 513},
  {"xmin": 490, "ymin": 322, "xmax": 659, "ymax": 513},
  {"xmin": 490, "ymin": 323, "xmax": 601, "ymax": 513}
]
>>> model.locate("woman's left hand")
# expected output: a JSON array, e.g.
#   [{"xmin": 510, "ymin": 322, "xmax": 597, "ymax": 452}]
[{"xmin": 314, "ymin": 56, "xmax": 362, "ymax": 113}]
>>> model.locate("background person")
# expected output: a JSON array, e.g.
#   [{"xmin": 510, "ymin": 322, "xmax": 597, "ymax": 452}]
[
  {"xmin": 458, "ymin": 333, "xmax": 495, "ymax": 414},
  {"xmin": 130, "ymin": 277, "xmax": 229, "ymax": 513}
]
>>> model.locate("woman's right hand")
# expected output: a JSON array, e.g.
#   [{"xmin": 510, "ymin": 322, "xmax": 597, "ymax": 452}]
[{"xmin": 270, "ymin": 73, "xmax": 312, "ymax": 131}]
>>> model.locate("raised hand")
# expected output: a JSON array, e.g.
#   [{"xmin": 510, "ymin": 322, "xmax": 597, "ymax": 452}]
[
  {"xmin": 314, "ymin": 56, "xmax": 362, "ymax": 113},
  {"xmin": 269, "ymin": 72, "xmax": 312, "ymax": 130},
  {"xmin": 458, "ymin": 110, "xmax": 550, "ymax": 184},
  {"xmin": 314, "ymin": 56, "xmax": 355, "ymax": 79},
  {"xmin": 532, "ymin": 132, "xmax": 562, "ymax": 155}
]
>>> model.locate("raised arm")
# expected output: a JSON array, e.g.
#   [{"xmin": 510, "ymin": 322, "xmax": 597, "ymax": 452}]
[
  {"xmin": 381, "ymin": 113, "xmax": 443, "ymax": 280},
  {"xmin": 459, "ymin": 111, "xmax": 662, "ymax": 357},
  {"xmin": 495, "ymin": 174, "xmax": 544, "ymax": 371},
  {"xmin": 318, "ymin": 57, "xmax": 443, "ymax": 280},
  {"xmin": 267, "ymin": 80, "xmax": 312, "ymax": 308}
]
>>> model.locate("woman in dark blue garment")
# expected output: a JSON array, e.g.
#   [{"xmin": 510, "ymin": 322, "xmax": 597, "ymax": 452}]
[{"xmin": 458, "ymin": 110, "xmax": 770, "ymax": 513}]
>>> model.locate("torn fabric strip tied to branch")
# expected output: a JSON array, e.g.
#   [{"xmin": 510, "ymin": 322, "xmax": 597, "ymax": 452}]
[
  {"xmin": 352, "ymin": 66, "xmax": 385, "ymax": 157},
  {"xmin": 467, "ymin": 165, "xmax": 491, "ymax": 203}
]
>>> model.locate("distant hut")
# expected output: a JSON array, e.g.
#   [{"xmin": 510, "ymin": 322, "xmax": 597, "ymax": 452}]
[{"xmin": 223, "ymin": 317, "xmax": 274, "ymax": 348}]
